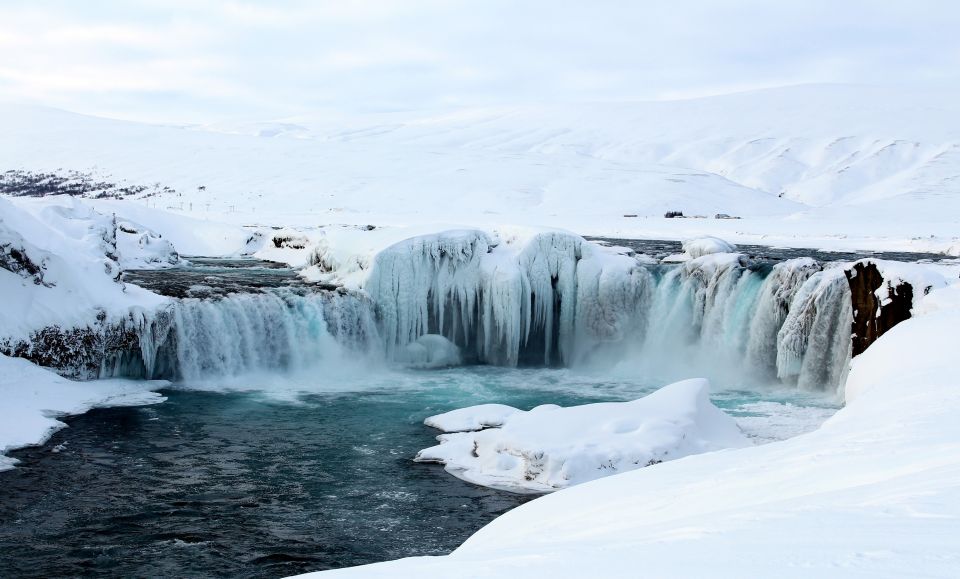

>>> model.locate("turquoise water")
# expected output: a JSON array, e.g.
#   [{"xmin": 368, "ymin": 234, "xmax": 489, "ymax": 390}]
[{"xmin": 0, "ymin": 367, "xmax": 837, "ymax": 578}]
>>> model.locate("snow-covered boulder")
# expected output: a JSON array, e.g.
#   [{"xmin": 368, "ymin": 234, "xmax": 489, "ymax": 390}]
[
  {"xmin": 398, "ymin": 334, "xmax": 462, "ymax": 368},
  {"xmin": 414, "ymin": 378, "xmax": 749, "ymax": 493},
  {"xmin": 664, "ymin": 235, "xmax": 738, "ymax": 262},
  {"xmin": 115, "ymin": 219, "xmax": 180, "ymax": 268}
]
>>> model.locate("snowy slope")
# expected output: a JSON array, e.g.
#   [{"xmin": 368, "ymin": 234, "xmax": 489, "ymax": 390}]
[
  {"xmin": 0, "ymin": 196, "xmax": 168, "ymax": 340},
  {"xmin": 298, "ymin": 282, "xmax": 960, "ymax": 578},
  {"xmin": 2, "ymin": 84, "xmax": 959, "ymax": 252}
]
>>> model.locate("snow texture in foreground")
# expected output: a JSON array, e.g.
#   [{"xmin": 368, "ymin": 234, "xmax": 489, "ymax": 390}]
[
  {"xmin": 0, "ymin": 354, "xmax": 167, "ymax": 471},
  {"xmin": 414, "ymin": 378, "xmax": 749, "ymax": 493},
  {"xmin": 302, "ymin": 283, "xmax": 960, "ymax": 578}
]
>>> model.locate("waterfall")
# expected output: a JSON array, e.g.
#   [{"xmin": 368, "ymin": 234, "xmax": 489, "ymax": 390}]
[
  {"xmin": 632, "ymin": 256, "xmax": 851, "ymax": 391},
  {"xmin": 93, "ymin": 235, "xmax": 854, "ymax": 393},
  {"xmin": 364, "ymin": 231, "xmax": 854, "ymax": 391},
  {"xmin": 101, "ymin": 288, "xmax": 381, "ymax": 381}
]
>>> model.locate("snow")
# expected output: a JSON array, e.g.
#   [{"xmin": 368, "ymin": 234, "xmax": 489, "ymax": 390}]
[
  {"xmin": 397, "ymin": 334, "xmax": 462, "ymax": 369},
  {"xmin": 2, "ymin": 82, "xmax": 960, "ymax": 576},
  {"xmin": 0, "ymin": 354, "xmax": 167, "ymax": 471},
  {"xmin": 680, "ymin": 235, "xmax": 738, "ymax": 260},
  {"xmin": 2, "ymin": 84, "xmax": 960, "ymax": 255},
  {"xmin": 299, "ymin": 281, "xmax": 960, "ymax": 578},
  {"xmin": 423, "ymin": 404, "xmax": 521, "ymax": 433},
  {"xmin": 0, "ymin": 196, "xmax": 168, "ymax": 341},
  {"xmin": 414, "ymin": 378, "xmax": 749, "ymax": 493}
]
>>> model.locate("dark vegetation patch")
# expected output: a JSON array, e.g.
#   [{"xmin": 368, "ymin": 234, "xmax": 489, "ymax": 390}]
[{"xmin": 0, "ymin": 169, "xmax": 175, "ymax": 199}]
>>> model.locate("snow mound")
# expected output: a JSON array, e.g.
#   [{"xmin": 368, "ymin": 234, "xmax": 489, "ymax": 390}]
[
  {"xmin": 682, "ymin": 236, "xmax": 737, "ymax": 259},
  {"xmin": 398, "ymin": 334, "xmax": 462, "ymax": 369},
  {"xmin": 115, "ymin": 218, "xmax": 180, "ymax": 268},
  {"xmin": 414, "ymin": 378, "xmax": 749, "ymax": 493}
]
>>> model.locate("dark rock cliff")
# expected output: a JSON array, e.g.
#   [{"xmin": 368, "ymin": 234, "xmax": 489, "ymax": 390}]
[{"xmin": 844, "ymin": 261, "xmax": 924, "ymax": 357}]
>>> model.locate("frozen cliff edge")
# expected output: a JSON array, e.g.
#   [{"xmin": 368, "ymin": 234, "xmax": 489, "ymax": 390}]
[
  {"xmin": 296, "ymin": 282, "xmax": 960, "ymax": 578},
  {"xmin": 414, "ymin": 378, "xmax": 749, "ymax": 493}
]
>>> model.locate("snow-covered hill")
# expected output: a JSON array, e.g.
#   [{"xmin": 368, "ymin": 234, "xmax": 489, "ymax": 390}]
[{"xmin": 1, "ymin": 84, "xmax": 958, "ymax": 252}]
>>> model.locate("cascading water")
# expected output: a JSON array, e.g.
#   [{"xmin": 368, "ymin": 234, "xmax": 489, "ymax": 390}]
[
  {"xmin": 103, "ymin": 288, "xmax": 381, "ymax": 381},
  {"xmin": 101, "ymin": 236, "xmax": 854, "ymax": 392}
]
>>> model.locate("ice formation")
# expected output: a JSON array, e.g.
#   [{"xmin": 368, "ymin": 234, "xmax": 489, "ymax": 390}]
[
  {"xmin": 362, "ymin": 228, "xmax": 858, "ymax": 391},
  {"xmin": 414, "ymin": 378, "xmax": 750, "ymax": 493},
  {"xmin": 365, "ymin": 229, "xmax": 652, "ymax": 368}
]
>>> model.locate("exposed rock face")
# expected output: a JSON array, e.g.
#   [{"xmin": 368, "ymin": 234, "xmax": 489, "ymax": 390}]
[
  {"xmin": 0, "ymin": 313, "xmax": 150, "ymax": 379},
  {"xmin": 844, "ymin": 262, "xmax": 915, "ymax": 356}
]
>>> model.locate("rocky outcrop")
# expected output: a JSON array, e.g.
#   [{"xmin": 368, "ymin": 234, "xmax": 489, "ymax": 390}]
[
  {"xmin": 0, "ymin": 312, "xmax": 152, "ymax": 380},
  {"xmin": 844, "ymin": 262, "xmax": 915, "ymax": 356}
]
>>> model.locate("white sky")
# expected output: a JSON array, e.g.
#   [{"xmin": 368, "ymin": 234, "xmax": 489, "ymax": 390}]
[{"xmin": 1, "ymin": 0, "xmax": 958, "ymax": 123}]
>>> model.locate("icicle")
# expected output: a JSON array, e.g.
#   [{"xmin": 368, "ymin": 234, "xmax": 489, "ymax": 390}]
[{"xmin": 776, "ymin": 268, "xmax": 853, "ymax": 390}]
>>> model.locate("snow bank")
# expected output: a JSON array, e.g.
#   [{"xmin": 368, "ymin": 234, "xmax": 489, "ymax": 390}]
[
  {"xmin": 0, "ymin": 196, "xmax": 168, "ymax": 341},
  {"xmin": 0, "ymin": 354, "xmax": 167, "ymax": 471},
  {"xmin": 414, "ymin": 378, "xmax": 749, "ymax": 493},
  {"xmin": 423, "ymin": 404, "xmax": 521, "ymax": 432},
  {"xmin": 298, "ymin": 283, "xmax": 960, "ymax": 579}
]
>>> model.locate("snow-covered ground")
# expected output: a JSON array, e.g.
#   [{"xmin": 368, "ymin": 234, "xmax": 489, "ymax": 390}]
[
  {"xmin": 2, "ymin": 84, "xmax": 960, "ymax": 255},
  {"xmin": 296, "ymin": 281, "xmax": 960, "ymax": 578},
  {"xmin": 414, "ymin": 378, "xmax": 749, "ymax": 493},
  {"xmin": 0, "ymin": 354, "xmax": 167, "ymax": 471}
]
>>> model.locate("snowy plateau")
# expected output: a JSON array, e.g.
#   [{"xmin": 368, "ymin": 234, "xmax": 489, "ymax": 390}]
[{"xmin": 1, "ymin": 84, "xmax": 960, "ymax": 577}]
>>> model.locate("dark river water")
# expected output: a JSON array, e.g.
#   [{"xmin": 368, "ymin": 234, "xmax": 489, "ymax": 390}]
[{"xmin": 0, "ymin": 367, "xmax": 835, "ymax": 578}]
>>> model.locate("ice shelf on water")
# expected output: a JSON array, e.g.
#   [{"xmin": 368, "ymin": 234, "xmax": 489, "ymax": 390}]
[{"xmin": 415, "ymin": 378, "xmax": 751, "ymax": 493}]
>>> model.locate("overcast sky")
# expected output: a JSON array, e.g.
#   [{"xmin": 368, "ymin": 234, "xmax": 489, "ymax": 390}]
[{"xmin": 1, "ymin": 0, "xmax": 958, "ymax": 123}]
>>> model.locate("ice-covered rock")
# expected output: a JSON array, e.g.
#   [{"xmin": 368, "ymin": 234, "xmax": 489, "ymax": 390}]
[
  {"xmin": 683, "ymin": 236, "xmax": 737, "ymax": 258},
  {"xmin": 414, "ymin": 378, "xmax": 749, "ymax": 493},
  {"xmin": 663, "ymin": 236, "xmax": 738, "ymax": 262},
  {"xmin": 115, "ymin": 219, "xmax": 181, "ymax": 269},
  {"xmin": 398, "ymin": 334, "xmax": 462, "ymax": 368},
  {"xmin": 0, "ymin": 196, "xmax": 167, "ymax": 343}
]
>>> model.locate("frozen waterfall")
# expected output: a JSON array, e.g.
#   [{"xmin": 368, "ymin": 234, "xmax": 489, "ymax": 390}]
[
  {"xmin": 96, "ymin": 231, "xmax": 854, "ymax": 392},
  {"xmin": 103, "ymin": 288, "xmax": 380, "ymax": 381},
  {"xmin": 363, "ymin": 230, "xmax": 853, "ymax": 391}
]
